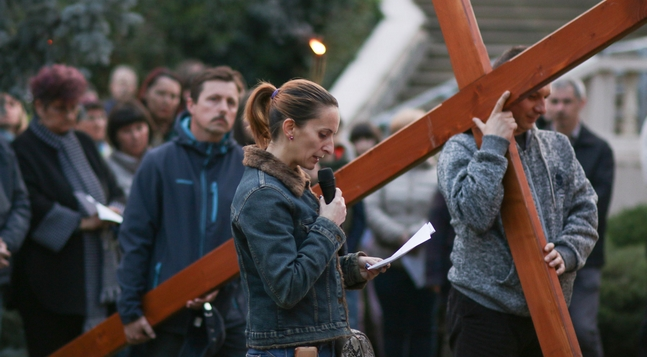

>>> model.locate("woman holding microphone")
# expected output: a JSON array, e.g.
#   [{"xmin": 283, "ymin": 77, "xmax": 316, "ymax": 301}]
[{"xmin": 231, "ymin": 79, "xmax": 387, "ymax": 357}]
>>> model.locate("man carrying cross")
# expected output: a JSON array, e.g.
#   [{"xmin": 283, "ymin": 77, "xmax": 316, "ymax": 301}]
[{"xmin": 437, "ymin": 47, "xmax": 599, "ymax": 357}]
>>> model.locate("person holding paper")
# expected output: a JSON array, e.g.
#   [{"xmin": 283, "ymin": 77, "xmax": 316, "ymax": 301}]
[
  {"xmin": 364, "ymin": 108, "xmax": 439, "ymax": 357},
  {"xmin": 11, "ymin": 64, "xmax": 126, "ymax": 356},
  {"xmin": 437, "ymin": 46, "xmax": 598, "ymax": 357},
  {"xmin": 231, "ymin": 79, "xmax": 387, "ymax": 356}
]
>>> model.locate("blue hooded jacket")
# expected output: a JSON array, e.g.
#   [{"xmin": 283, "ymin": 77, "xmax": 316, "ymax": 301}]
[{"xmin": 117, "ymin": 113, "xmax": 245, "ymax": 334}]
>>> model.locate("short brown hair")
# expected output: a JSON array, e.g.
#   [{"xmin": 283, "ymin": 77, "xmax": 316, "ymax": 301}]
[
  {"xmin": 492, "ymin": 45, "xmax": 528, "ymax": 69},
  {"xmin": 189, "ymin": 66, "xmax": 246, "ymax": 103},
  {"xmin": 349, "ymin": 122, "xmax": 382, "ymax": 144}
]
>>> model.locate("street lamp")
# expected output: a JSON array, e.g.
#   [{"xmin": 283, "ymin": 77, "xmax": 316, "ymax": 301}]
[{"xmin": 309, "ymin": 38, "xmax": 327, "ymax": 85}]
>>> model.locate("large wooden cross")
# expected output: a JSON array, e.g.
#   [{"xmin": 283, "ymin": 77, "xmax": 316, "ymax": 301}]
[{"xmin": 54, "ymin": 1, "xmax": 647, "ymax": 356}]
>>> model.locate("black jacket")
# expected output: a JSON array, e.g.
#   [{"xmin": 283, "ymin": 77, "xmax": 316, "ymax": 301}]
[
  {"xmin": 11, "ymin": 127, "xmax": 124, "ymax": 314},
  {"xmin": 536, "ymin": 119, "xmax": 614, "ymax": 267},
  {"xmin": 572, "ymin": 124, "xmax": 614, "ymax": 267}
]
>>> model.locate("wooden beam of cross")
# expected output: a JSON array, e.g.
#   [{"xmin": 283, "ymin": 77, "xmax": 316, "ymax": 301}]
[
  {"xmin": 432, "ymin": 0, "xmax": 578, "ymax": 354},
  {"xmin": 51, "ymin": 240, "xmax": 239, "ymax": 356},
  {"xmin": 53, "ymin": 1, "xmax": 647, "ymax": 355}
]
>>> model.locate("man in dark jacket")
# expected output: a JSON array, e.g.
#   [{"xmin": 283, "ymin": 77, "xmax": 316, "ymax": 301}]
[
  {"xmin": 0, "ymin": 135, "xmax": 30, "ymax": 337},
  {"xmin": 544, "ymin": 77, "xmax": 614, "ymax": 357},
  {"xmin": 117, "ymin": 66, "xmax": 247, "ymax": 356}
]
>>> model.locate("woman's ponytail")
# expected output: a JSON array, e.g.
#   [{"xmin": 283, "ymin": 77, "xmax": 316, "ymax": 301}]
[
  {"xmin": 245, "ymin": 79, "xmax": 338, "ymax": 149},
  {"xmin": 245, "ymin": 82, "xmax": 275, "ymax": 149}
]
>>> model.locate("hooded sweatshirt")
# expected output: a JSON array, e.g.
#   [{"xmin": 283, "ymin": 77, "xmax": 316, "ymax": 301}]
[{"xmin": 117, "ymin": 113, "xmax": 245, "ymax": 333}]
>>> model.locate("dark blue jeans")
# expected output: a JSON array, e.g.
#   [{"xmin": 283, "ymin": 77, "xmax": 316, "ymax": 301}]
[
  {"xmin": 568, "ymin": 267, "xmax": 603, "ymax": 357},
  {"xmin": 447, "ymin": 288, "xmax": 542, "ymax": 357}
]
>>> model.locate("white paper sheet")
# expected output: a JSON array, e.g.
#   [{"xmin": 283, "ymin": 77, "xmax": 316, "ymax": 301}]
[
  {"xmin": 367, "ymin": 222, "xmax": 435, "ymax": 270},
  {"xmin": 84, "ymin": 194, "xmax": 123, "ymax": 224},
  {"xmin": 96, "ymin": 202, "xmax": 123, "ymax": 224}
]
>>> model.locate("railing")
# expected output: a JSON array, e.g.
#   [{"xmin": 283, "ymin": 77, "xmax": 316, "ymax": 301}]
[
  {"xmin": 570, "ymin": 55, "xmax": 647, "ymax": 138},
  {"xmin": 565, "ymin": 41, "xmax": 647, "ymax": 214}
]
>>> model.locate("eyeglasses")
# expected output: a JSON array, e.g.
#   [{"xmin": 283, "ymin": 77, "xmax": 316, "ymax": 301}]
[
  {"xmin": 49, "ymin": 104, "xmax": 80, "ymax": 115},
  {"xmin": 81, "ymin": 113, "xmax": 107, "ymax": 122}
]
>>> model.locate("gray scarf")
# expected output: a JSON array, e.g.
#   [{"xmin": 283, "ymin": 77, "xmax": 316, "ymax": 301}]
[
  {"xmin": 110, "ymin": 150, "xmax": 142, "ymax": 174},
  {"xmin": 31, "ymin": 120, "xmax": 121, "ymax": 330}
]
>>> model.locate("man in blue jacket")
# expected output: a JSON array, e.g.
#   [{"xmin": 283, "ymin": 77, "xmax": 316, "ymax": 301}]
[{"xmin": 117, "ymin": 66, "xmax": 247, "ymax": 356}]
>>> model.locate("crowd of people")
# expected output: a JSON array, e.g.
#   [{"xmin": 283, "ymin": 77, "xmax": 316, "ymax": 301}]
[{"xmin": 0, "ymin": 44, "xmax": 629, "ymax": 357}]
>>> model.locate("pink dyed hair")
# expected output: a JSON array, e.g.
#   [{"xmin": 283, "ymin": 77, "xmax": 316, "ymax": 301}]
[{"xmin": 29, "ymin": 64, "xmax": 87, "ymax": 107}]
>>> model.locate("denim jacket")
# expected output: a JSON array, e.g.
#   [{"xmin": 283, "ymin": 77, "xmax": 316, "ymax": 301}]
[{"xmin": 231, "ymin": 146, "xmax": 366, "ymax": 349}]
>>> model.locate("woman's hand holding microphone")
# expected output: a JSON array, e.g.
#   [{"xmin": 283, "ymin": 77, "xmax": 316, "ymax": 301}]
[{"xmin": 319, "ymin": 187, "xmax": 346, "ymax": 226}]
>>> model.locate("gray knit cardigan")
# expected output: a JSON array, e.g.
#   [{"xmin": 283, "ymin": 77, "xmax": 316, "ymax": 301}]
[{"xmin": 437, "ymin": 128, "xmax": 598, "ymax": 316}]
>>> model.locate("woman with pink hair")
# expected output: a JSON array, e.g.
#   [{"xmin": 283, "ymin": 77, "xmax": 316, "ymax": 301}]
[{"xmin": 11, "ymin": 64, "xmax": 125, "ymax": 356}]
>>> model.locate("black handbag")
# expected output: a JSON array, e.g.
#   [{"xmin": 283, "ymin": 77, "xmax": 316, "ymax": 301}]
[{"xmin": 335, "ymin": 329, "xmax": 375, "ymax": 357}]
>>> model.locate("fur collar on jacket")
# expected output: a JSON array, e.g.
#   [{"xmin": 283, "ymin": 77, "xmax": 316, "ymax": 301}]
[{"xmin": 243, "ymin": 145, "xmax": 310, "ymax": 197}]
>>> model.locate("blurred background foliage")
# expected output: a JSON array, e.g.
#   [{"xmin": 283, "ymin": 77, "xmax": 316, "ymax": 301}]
[
  {"xmin": 0, "ymin": 0, "xmax": 382, "ymax": 98},
  {"xmin": 600, "ymin": 204, "xmax": 647, "ymax": 356},
  {"xmin": 0, "ymin": 0, "xmax": 143, "ymax": 98}
]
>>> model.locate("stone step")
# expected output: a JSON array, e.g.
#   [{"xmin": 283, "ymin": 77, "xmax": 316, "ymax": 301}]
[
  {"xmin": 425, "ymin": 18, "xmax": 572, "ymax": 33},
  {"xmin": 413, "ymin": 0, "xmax": 599, "ymax": 9},
  {"xmin": 424, "ymin": 43, "xmax": 516, "ymax": 56},
  {"xmin": 395, "ymin": 0, "xmax": 646, "ymax": 104},
  {"xmin": 408, "ymin": 71, "xmax": 456, "ymax": 86},
  {"xmin": 418, "ymin": 4, "xmax": 595, "ymax": 19},
  {"xmin": 417, "ymin": 58, "xmax": 454, "ymax": 71},
  {"xmin": 398, "ymin": 84, "xmax": 456, "ymax": 105}
]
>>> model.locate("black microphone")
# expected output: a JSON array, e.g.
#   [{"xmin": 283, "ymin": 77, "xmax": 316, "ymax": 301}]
[{"xmin": 318, "ymin": 167, "xmax": 336, "ymax": 204}]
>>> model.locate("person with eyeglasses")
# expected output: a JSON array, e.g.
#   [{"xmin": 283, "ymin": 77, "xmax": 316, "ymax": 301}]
[{"xmin": 11, "ymin": 64, "xmax": 125, "ymax": 357}]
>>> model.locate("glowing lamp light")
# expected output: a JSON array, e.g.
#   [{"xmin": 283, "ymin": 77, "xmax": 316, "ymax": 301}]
[
  {"xmin": 309, "ymin": 37, "xmax": 327, "ymax": 84},
  {"xmin": 309, "ymin": 39, "xmax": 326, "ymax": 56}
]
